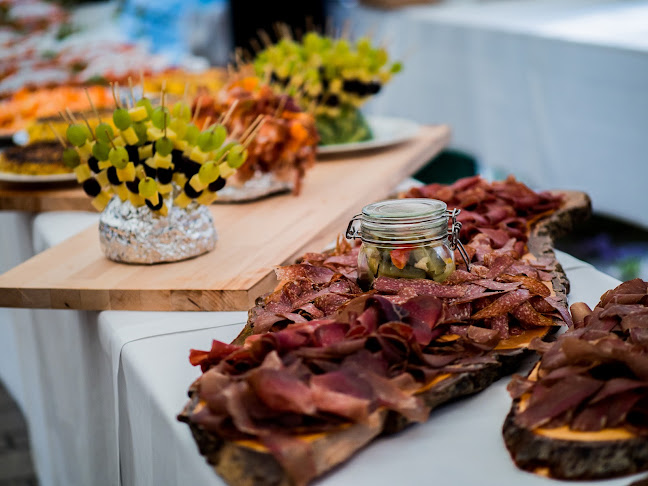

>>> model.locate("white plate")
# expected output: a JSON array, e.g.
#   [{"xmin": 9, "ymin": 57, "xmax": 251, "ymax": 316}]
[
  {"xmin": 317, "ymin": 115, "xmax": 420, "ymax": 155},
  {"xmin": 0, "ymin": 171, "xmax": 76, "ymax": 183}
]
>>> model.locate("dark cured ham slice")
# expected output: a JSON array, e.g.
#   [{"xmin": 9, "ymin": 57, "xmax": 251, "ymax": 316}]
[
  {"xmin": 471, "ymin": 289, "xmax": 531, "ymax": 320},
  {"xmin": 515, "ymin": 374, "xmax": 603, "ymax": 429}
]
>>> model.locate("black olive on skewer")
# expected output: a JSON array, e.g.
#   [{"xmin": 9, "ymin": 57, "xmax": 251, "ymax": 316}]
[{"xmin": 82, "ymin": 178, "xmax": 101, "ymax": 197}]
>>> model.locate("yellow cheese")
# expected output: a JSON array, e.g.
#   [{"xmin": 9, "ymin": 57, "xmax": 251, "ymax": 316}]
[
  {"xmin": 218, "ymin": 162, "xmax": 236, "ymax": 179},
  {"xmin": 138, "ymin": 144, "xmax": 153, "ymax": 160},
  {"xmin": 496, "ymin": 327, "xmax": 550, "ymax": 350},
  {"xmin": 153, "ymin": 153, "xmax": 172, "ymax": 169},
  {"xmin": 95, "ymin": 170, "xmax": 109, "ymax": 187},
  {"xmin": 196, "ymin": 191, "xmax": 218, "ymax": 205},
  {"xmin": 189, "ymin": 147, "xmax": 209, "ymax": 164},
  {"xmin": 91, "ymin": 192, "xmax": 111, "ymax": 211},
  {"xmin": 74, "ymin": 164, "xmax": 91, "ymax": 183},
  {"xmin": 128, "ymin": 106, "xmax": 148, "ymax": 122},
  {"xmin": 116, "ymin": 163, "xmax": 136, "ymax": 182},
  {"xmin": 121, "ymin": 126, "xmax": 139, "ymax": 145}
]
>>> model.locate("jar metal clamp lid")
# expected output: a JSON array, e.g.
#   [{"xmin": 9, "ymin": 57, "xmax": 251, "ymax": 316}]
[{"xmin": 345, "ymin": 199, "xmax": 471, "ymax": 271}]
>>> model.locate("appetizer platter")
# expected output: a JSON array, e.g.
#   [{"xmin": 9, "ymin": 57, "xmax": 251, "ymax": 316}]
[
  {"xmin": 0, "ymin": 141, "xmax": 74, "ymax": 181},
  {"xmin": 0, "ymin": 124, "xmax": 449, "ymax": 310},
  {"xmin": 253, "ymin": 29, "xmax": 403, "ymax": 148},
  {"xmin": 504, "ymin": 278, "xmax": 648, "ymax": 480},
  {"xmin": 193, "ymin": 76, "xmax": 319, "ymax": 200},
  {"xmin": 178, "ymin": 176, "xmax": 592, "ymax": 486}
]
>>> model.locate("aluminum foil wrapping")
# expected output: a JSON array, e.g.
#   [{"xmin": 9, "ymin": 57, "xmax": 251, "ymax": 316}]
[
  {"xmin": 99, "ymin": 197, "xmax": 217, "ymax": 264},
  {"xmin": 216, "ymin": 171, "xmax": 294, "ymax": 203}
]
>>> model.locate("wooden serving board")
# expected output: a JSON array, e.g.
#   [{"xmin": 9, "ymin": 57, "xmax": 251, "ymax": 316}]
[
  {"xmin": 0, "ymin": 182, "xmax": 93, "ymax": 212},
  {"xmin": 0, "ymin": 125, "xmax": 450, "ymax": 312}
]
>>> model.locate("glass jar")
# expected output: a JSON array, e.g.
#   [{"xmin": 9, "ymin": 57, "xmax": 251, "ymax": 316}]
[{"xmin": 346, "ymin": 199, "xmax": 470, "ymax": 289}]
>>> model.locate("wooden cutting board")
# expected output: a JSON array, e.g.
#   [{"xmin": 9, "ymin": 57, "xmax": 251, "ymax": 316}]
[{"xmin": 0, "ymin": 125, "xmax": 450, "ymax": 311}]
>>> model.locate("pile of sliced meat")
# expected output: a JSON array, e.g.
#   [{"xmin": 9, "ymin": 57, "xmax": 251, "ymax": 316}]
[
  {"xmin": 185, "ymin": 175, "xmax": 572, "ymax": 484},
  {"xmin": 403, "ymin": 175, "xmax": 563, "ymax": 265},
  {"xmin": 247, "ymin": 176, "xmax": 566, "ymax": 338},
  {"xmin": 508, "ymin": 279, "xmax": 648, "ymax": 434},
  {"xmin": 189, "ymin": 294, "xmax": 512, "ymax": 484}
]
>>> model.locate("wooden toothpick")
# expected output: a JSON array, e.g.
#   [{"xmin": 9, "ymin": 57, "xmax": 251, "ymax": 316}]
[
  {"xmin": 65, "ymin": 108, "xmax": 79, "ymax": 124},
  {"xmin": 84, "ymin": 87, "xmax": 102, "ymax": 123},
  {"xmin": 239, "ymin": 114, "xmax": 264, "ymax": 143},
  {"xmin": 219, "ymin": 99, "xmax": 239, "ymax": 126},
  {"xmin": 128, "ymin": 76, "xmax": 136, "ymax": 107},
  {"xmin": 78, "ymin": 111, "xmax": 97, "ymax": 140},
  {"xmin": 257, "ymin": 29, "xmax": 272, "ymax": 48},
  {"xmin": 192, "ymin": 97, "xmax": 203, "ymax": 124},
  {"xmin": 48, "ymin": 122, "xmax": 67, "ymax": 148},
  {"xmin": 111, "ymin": 82, "xmax": 121, "ymax": 109},
  {"xmin": 243, "ymin": 117, "xmax": 266, "ymax": 148}
]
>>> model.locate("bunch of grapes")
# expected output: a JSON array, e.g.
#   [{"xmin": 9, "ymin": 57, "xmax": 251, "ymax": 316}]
[
  {"xmin": 61, "ymin": 93, "xmax": 250, "ymax": 214},
  {"xmin": 254, "ymin": 32, "xmax": 402, "ymax": 117}
]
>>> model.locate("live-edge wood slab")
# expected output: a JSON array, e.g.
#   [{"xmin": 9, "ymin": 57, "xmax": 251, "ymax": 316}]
[{"xmin": 0, "ymin": 125, "xmax": 450, "ymax": 311}]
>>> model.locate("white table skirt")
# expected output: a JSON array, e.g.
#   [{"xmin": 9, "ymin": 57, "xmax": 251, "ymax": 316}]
[
  {"xmin": 346, "ymin": 0, "xmax": 648, "ymax": 228},
  {"xmin": 112, "ymin": 261, "xmax": 641, "ymax": 486}
]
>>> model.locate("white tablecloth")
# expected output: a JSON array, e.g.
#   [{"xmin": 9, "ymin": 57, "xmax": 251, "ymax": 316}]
[
  {"xmin": 1, "ymin": 210, "xmax": 107, "ymax": 486},
  {"xmin": 0, "ymin": 207, "xmax": 633, "ymax": 486},
  {"xmin": 111, "ymin": 260, "xmax": 640, "ymax": 486},
  {"xmin": 346, "ymin": 0, "xmax": 648, "ymax": 228}
]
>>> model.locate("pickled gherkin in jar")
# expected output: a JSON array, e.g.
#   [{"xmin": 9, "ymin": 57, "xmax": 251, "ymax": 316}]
[
  {"xmin": 357, "ymin": 242, "xmax": 455, "ymax": 288},
  {"xmin": 347, "ymin": 199, "xmax": 467, "ymax": 290}
]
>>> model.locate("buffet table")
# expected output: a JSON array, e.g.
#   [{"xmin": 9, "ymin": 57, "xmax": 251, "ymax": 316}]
[
  {"xmin": 108, "ymin": 254, "xmax": 639, "ymax": 486},
  {"xmin": 348, "ymin": 0, "xmax": 648, "ymax": 228},
  {"xmin": 2, "ymin": 207, "xmax": 640, "ymax": 486}
]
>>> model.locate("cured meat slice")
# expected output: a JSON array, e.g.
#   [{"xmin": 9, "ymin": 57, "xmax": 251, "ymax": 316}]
[{"xmin": 471, "ymin": 289, "xmax": 531, "ymax": 320}]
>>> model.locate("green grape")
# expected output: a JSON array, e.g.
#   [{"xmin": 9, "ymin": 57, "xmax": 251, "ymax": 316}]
[
  {"xmin": 303, "ymin": 32, "xmax": 322, "ymax": 52},
  {"xmin": 169, "ymin": 118, "xmax": 187, "ymax": 139},
  {"xmin": 132, "ymin": 122, "xmax": 148, "ymax": 145},
  {"xmin": 66, "ymin": 124, "xmax": 87, "ymax": 147},
  {"xmin": 374, "ymin": 48, "xmax": 388, "ymax": 68},
  {"xmin": 211, "ymin": 124, "xmax": 227, "ymax": 149},
  {"xmin": 214, "ymin": 141, "xmax": 237, "ymax": 161},
  {"xmin": 151, "ymin": 107, "xmax": 170, "ymax": 130},
  {"xmin": 226, "ymin": 144, "xmax": 247, "ymax": 169},
  {"xmin": 113, "ymin": 108, "xmax": 132, "ymax": 130},
  {"xmin": 197, "ymin": 131, "xmax": 213, "ymax": 152},
  {"xmin": 155, "ymin": 137, "xmax": 174, "ymax": 156},
  {"xmin": 62, "ymin": 147, "xmax": 80, "ymax": 168},
  {"xmin": 184, "ymin": 123, "xmax": 200, "ymax": 145},
  {"xmin": 356, "ymin": 37, "xmax": 371, "ymax": 55},
  {"xmin": 109, "ymin": 146, "xmax": 129, "ymax": 169},
  {"xmin": 92, "ymin": 141, "xmax": 110, "ymax": 161},
  {"xmin": 172, "ymin": 102, "xmax": 192, "ymax": 122},
  {"xmin": 136, "ymin": 97, "xmax": 154, "ymax": 117},
  {"xmin": 198, "ymin": 161, "xmax": 219, "ymax": 184},
  {"xmin": 138, "ymin": 177, "xmax": 157, "ymax": 198},
  {"xmin": 95, "ymin": 123, "xmax": 114, "ymax": 144},
  {"xmin": 390, "ymin": 61, "xmax": 403, "ymax": 74}
]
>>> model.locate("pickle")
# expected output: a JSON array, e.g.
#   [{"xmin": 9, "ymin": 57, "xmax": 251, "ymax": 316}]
[
  {"xmin": 426, "ymin": 247, "xmax": 447, "ymax": 278},
  {"xmin": 364, "ymin": 244, "xmax": 381, "ymax": 276},
  {"xmin": 377, "ymin": 262, "xmax": 426, "ymax": 279}
]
